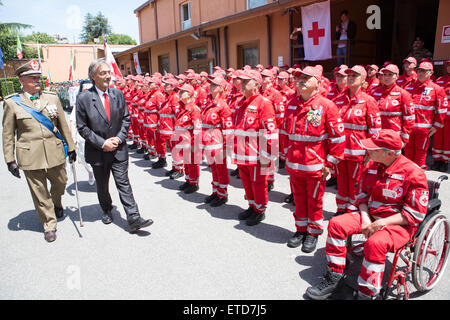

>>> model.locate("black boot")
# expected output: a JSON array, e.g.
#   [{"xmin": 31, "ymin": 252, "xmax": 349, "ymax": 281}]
[
  {"xmin": 439, "ymin": 161, "xmax": 448, "ymax": 172},
  {"xmin": 287, "ymin": 231, "xmax": 306, "ymax": 248},
  {"xmin": 230, "ymin": 168, "xmax": 239, "ymax": 176},
  {"xmin": 184, "ymin": 184, "xmax": 199, "ymax": 194},
  {"xmin": 152, "ymin": 158, "xmax": 167, "ymax": 169},
  {"xmin": 268, "ymin": 183, "xmax": 274, "ymax": 192},
  {"xmin": 129, "ymin": 143, "xmax": 138, "ymax": 150},
  {"xmin": 305, "ymin": 269, "xmax": 344, "ymax": 300},
  {"xmin": 136, "ymin": 147, "xmax": 145, "ymax": 154},
  {"xmin": 165, "ymin": 169, "xmax": 176, "ymax": 177},
  {"xmin": 204, "ymin": 193, "xmax": 218, "ymax": 203},
  {"xmin": 210, "ymin": 196, "xmax": 228, "ymax": 207},
  {"xmin": 326, "ymin": 177, "xmax": 337, "ymax": 187},
  {"xmin": 246, "ymin": 211, "xmax": 265, "ymax": 226},
  {"xmin": 431, "ymin": 161, "xmax": 442, "ymax": 171},
  {"xmin": 238, "ymin": 207, "xmax": 254, "ymax": 220},
  {"xmin": 302, "ymin": 234, "xmax": 318, "ymax": 253},
  {"xmin": 170, "ymin": 171, "xmax": 184, "ymax": 180},
  {"xmin": 179, "ymin": 182, "xmax": 190, "ymax": 191}
]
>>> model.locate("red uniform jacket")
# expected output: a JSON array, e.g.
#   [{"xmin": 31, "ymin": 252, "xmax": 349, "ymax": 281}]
[
  {"xmin": 371, "ymin": 84, "xmax": 415, "ymax": 144},
  {"xmin": 397, "ymin": 71, "xmax": 417, "ymax": 89},
  {"xmin": 333, "ymin": 88, "xmax": 381, "ymax": 161},
  {"xmin": 283, "ymin": 92, "xmax": 345, "ymax": 177},
  {"xmin": 159, "ymin": 91, "xmax": 179, "ymax": 138},
  {"xmin": 436, "ymin": 74, "xmax": 450, "ymax": 120},
  {"xmin": 355, "ymin": 155, "xmax": 429, "ymax": 239},
  {"xmin": 232, "ymin": 94, "xmax": 278, "ymax": 165},
  {"xmin": 405, "ymin": 79, "xmax": 448, "ymax": 134}
]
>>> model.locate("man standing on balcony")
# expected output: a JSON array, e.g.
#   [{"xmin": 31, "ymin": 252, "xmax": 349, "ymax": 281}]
[{"xmin": 335, "ymin": 10, "xmax": 356, "ymax": 66}]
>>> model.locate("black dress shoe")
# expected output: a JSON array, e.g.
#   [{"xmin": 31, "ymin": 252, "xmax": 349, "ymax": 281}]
[
  {"xmin": 152, "ymin": 158, "xmax": 167, "ymax": 169},
  {"xmin": 238, "ymin": 207, "xmax": 254, "ymax": 220},
  {"xmin": 165, "ymin": 169, "xmax": 175, "ymax": 177},
  {"xmin": 170, "ymin": 171, "xmax": 184, "ymax": 180},
  {"xmin": 326, "ymin": 177, "xmax": 337, "ymax": 187},
  {"xmin": 179, "ymin": 182, "xmax": 190, "ymax": 191},
  {"xmin": 230, "ymin": 168, "xmax": 239, "ymax": 176},
  {"xmin": 210, "ymin": 196, "xmax": 228, "ymax": 207},
  {"xmin": 204, "ymin": 193, "xmax": 218, "ymax": 203},
  {"xmin": 302, "ymin": 234, "xmax": 318, "ymax": 253},
  {"xmin": 102, "ymin": 211, "xmax": 113, "ymax": 224},
  {"xmin": 129, "ymin": 217, "xmax": 153, "ymax": 233},
  {"xmin": 44, "ymin": 230, "xmax": 57, "ymax": 242},
  {"xmin": 246, "ymin": 211, "xmax": 265, "ymax": 226},
  {"xmin": 287, "ymin": 231, "xmax": 306, "ymax": 248},
  {"xmin": 54, "ymin": 207, "xmax": 64, "ymax": 219},
  {"xmin": 184, "ymin": 184, "xmax": 199, "ymax": 194}
]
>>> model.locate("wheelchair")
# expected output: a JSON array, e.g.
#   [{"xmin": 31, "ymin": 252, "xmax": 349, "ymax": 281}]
[{"xmin": 346, "ymin": 175, "xmax": 450, "ymax": 300}]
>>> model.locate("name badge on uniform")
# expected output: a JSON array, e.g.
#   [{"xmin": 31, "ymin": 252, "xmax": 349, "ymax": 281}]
[
  {"xmin": 247, "ymin": 105, "xmax": 258, "ymax": 113},
  {"xmin": 382, "ymin": 188, "xmax": 397, "ymax": 198}
]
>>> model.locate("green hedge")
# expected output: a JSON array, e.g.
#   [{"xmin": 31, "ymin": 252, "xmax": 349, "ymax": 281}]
[{"xmin": 0, "ymin": 76, "xmax": 48, "ymax": 98}]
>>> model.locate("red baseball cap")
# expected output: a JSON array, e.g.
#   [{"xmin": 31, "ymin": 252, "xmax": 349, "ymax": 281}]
[
  {"xmin": 261, "ymin": 69, "xmax": 274, "ymax": 78},
  {"xmin": 366, "ymin": 64, "xmax": 379, "ymax": 71},
  {"xmin": 380, "ymin": 64, "xmax": 399, "ymax": 74},
  {"xmin": 187, "ymin": 73, "xmax": 201, "ymax": 81},
  {"xmin": 277, "ymin": 71, "xmax": 290, "ymax": 79},
  {"xmin": 208, "ymin": 75, "xmax": 227, "ymax": 87},
  {"xmin": 359, "ymin": 129, "xmax": 403, "ymax": 152},
  {"xmin": 178, "ymin": 83, "xmax": 195, "ymax": 96},
  {"xmin": 403, "ymin": 57, "xmax": 417, "ymax": 65},
  {"xmin": 184, "ymin": 68, "xmax": 195, "ymax": 74},
  {"xmin": 199, "ymin": 71, "xmax": 209, "ymax": 77},
  {"xmin": 237, "ymin": 69, "xmax": 263, "ymax": 84},
  {"xmin": 345, "ymin": 65, "xmax": 367, "ymax": 79},
  {"xmin": 417, "ymin": 61, "xmax": 433, "ymax": 71},
  {"xmin": 162, "ymin": 78, "xmax": 179, "ymax": 87},
  {"xmin": 294, "ymin": 66, "xmax": 322, "ymax": 80}
]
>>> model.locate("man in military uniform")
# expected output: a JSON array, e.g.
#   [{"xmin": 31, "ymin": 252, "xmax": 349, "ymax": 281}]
[{"xmin": 2, "ymin": 60, "xmax": 76, "ymax": 242}]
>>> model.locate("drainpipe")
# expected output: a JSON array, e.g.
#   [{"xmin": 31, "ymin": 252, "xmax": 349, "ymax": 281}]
[
  {"xmin": 175, "ymin": 39, "xmax": 180, "ymax": 74},
  {"xmin": 266, "ymin": 14, "xmax": 272, "ymax": 66},
  {"xmin": 224, "ymin": 26, "xmax": 229, "ymax": 69}
]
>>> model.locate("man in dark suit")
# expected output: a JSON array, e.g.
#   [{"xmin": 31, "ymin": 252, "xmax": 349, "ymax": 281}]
[{"xmin": 76, "ymin": 59, "xmax": 153, "ymax": 233}]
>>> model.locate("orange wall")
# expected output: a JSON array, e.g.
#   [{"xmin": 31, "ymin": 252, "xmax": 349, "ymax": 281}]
[{"xmin": 434, "ymin": 0, "xmax": 450, "ymax": 61}]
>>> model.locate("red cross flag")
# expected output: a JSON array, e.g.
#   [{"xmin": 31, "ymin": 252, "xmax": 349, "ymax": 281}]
[
  {"xmin": 301, "ymin": 0, "xmax": 332, "ymax": 61},
  {"xmin": 133, "ymin": 52, "xmax": 142, "ymax": 75}
]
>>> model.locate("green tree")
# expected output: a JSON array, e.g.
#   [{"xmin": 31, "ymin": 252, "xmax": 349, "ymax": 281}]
[
  {"xmin": 80, "ymin": 12, "xmax": 112, "ymax": 43},
  {"xmin": 107, "ymin": 33, "xmax": 137, "ymax": 45},
  {"xmin": 0, "ymin": 35, "xmax": 38, "ymax": 60},
  {"xmin": 23, "ymin": 32, "xmax": 56, "ymax": 44},
  {"xmin": 0, "ymin": 1, "xmax": 32, "ymax": 36}
]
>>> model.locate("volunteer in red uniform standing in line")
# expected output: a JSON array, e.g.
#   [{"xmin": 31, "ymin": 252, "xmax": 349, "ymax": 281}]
[
  {"xmin": 188, "ymin": 73, "xmax": 208, "ymax": 108},
  {"xmin": 125, "ymin": 77, "xmax": 139, "ymax": 149},
  {"xmin": 261, "ymin": 69, "xmax": 284, "ymax": 191},
  {"xmin": 276, "ymin": 71, "xmax": 295, "ymax": 167},
  {"xmin": 333, "ymin": 65, "xmax": 381, "ymax": 215},
  {"xmin": 153, "ymin": 78, "xmax": 181, "ymax": 174},
  {"xmin": 232, "ymin": 70, "xmax": 278, "ymax": 226},
  {"xmin": 228, "ymin": 70, "xmax": 245, "ymax": 178},
  {"xmin": 370, "ymin": 64, "xmax": 415, "ymax": 146},
  {"xmin": 404, "ymin": 61, "xmax": 447, "ymax": 169},
  {"xmin": 364, "ymin": 64, "xmax": 380, "ymax": 94},
  {"xmin": 397, "ymin": 57, "xmax": 417, "ymax": 88},
  {"xmin": 306, "ymin": 130, "xmax": 429, "ymax": 300},
  {"xmin": 143, "ymin": 77, "xmax": 166, "ymax": 161},
  {"xmin": 173, "ymin": 84, "xmax": 202, "ymax": 194},
  {"xmin": 432, "ymin": 60, "xmax": 450, "ymax": 172},
  {"xmin": 284, "ymin": 66, "xmax": 345, "ymax": 253},
  {"xmin": 201, "ymin": 76, "xmax": 234, "ymax": 207}
]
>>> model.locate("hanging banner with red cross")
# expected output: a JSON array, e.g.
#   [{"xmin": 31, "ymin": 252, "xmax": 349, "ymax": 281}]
[{"xmin": 301, "ymin": 0, "xmax": 332, "ymax": 61}]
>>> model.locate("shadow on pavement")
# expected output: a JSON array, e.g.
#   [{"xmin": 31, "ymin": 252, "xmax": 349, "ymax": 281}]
[
  {"xmin": 197, "ymin": 202, "xmax": 243, "ymax": 221},
  {"xmin": 234, "ymin": 220, "xmax": 293, "ymax": 244},
  {"xmin": 8, "ymin": 209, "xmax": 43, "ymax": 233},
  {"xmin": 66, "ymin": 180, "xmax": 97, "ymax": 196}
]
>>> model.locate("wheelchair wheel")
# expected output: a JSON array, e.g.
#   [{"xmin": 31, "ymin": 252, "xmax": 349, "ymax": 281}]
[{"xmin": 412, "ymin": 213, "xmax": 450, "ymax": 292}]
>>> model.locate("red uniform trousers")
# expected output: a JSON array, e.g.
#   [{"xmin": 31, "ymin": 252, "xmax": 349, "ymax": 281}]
[
  {"xmin": 326, "ymin": 212, "xmax": 410, "ymax": 296},
  {"xmin": 404, "ymin": 130, "xmax": 430, "ymax": 169},
  {"xmin": 130, "ymin": 105, "xmax": 140, "ymax": 144},
  {"xmin": 432, "ymin": 118, "xmax": 450, "ymax": 163},
  {"xmin": 210, "ymin": 162, "xmax": 229, "ymax": 198},
  {"xmin": 336, "ymin": 160, "xmax": 363, "ymax": 213},
  {"xmin": 238, "ymin": 164, "xmax": 269, "ymax": 214},
  {"xmin": 184, "ymin": 149, "xmax": 200, "ymax": 186},
  {"xmin": 291, "ymin": 174, "xmax": 325, "ymax": 236}
]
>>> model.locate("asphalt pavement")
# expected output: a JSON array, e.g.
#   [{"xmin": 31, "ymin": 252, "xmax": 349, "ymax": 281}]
[{"xmin": 0, "ymin": 107, "xmax": 449, "ymax": 300}]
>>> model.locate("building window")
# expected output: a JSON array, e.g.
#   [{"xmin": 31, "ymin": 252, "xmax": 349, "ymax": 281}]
[
  {"xmin": 158, "ymin": 55, "xmax": 170, "ymax": 75},
  {"xmin": 121, "ymin": 64, "xmax": 124, "ymax": 71},
  {"xmin": 188, "ymin": 46, "xmax": 207, "ymax": 62},
  {"xmin": 238, "ymin": 42, "xmax": 259, "ymax": 68},
  {"xmin": 247, "ymin": 0, "xmax": 267, "ymax": 10},
  {"xmin": 181, "ymin": 2, "xmax": 191, "ymax": 30}
]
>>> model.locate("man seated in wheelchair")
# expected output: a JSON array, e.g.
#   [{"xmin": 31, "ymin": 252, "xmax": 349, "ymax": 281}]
[{"xmin": 306, "ymin": 129, "xmax": 429, "ymax": 300}]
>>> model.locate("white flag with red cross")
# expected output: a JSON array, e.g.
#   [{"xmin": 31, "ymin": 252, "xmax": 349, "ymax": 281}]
[
  {"xmin": 133, "ymin": 52, "xmax": 142, "ymax": 75},
  {"xmin": 103, "ymin": 36, "xmax": 123, "ymax": 81},
  {"xmin": 301, "ymin": 0, "xmax": 332, "ymax": 61}
]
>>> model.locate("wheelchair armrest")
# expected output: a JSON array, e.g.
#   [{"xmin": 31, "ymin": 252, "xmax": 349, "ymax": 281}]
[{"xmin": 427, "ymin": 198, "xmax": 441, "ymax": 215}]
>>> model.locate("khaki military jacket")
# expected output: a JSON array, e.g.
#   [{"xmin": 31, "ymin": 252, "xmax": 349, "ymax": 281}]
[{"xmin": 2, "ymin": 91, "xmax": 75, "ymax": 170}]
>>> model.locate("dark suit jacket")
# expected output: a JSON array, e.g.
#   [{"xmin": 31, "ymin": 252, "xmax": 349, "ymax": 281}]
[
  {"xmin": 335, "ymin": 20, "xmax": 357, "ymax": 44},
  {"xmin": 76, "ymin": 86, "xmax": 130, "ymax": 166}
]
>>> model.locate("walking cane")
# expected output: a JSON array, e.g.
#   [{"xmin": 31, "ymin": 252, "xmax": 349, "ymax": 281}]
[{"xmin": 71, "ymin": 162, "xmax": 84, "ymax": 227}]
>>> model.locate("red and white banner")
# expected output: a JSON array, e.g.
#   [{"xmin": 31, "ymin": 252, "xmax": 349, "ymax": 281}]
[
  {"xmin": 103, "ymin": 37, "xmax": 123, "ymax": 81},
  {"xmin": 301, "ymin": 0, "xmax": 332, "ymax": 61},
  {"xmin": 133, "ymin": 52, "xmax": 142, "ymax": 75}
]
